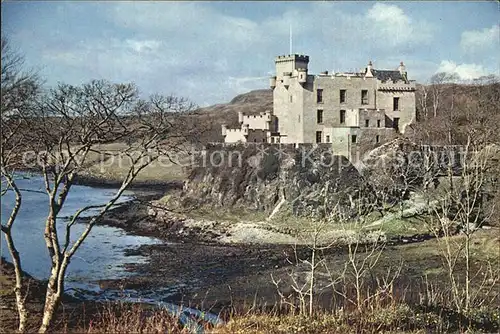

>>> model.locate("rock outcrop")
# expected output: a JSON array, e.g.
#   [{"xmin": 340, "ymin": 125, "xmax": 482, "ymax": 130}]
[{"xmin": 180, "ymin": 143, "xmax": 362, "ymax": 215}]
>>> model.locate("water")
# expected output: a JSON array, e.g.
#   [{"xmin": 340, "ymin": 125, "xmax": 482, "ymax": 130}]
[
  {"xmin": 1, "ymin": 174, "xmax": 226, "ymax": 329},
  {"xmin": 1, "ymin": 173, "xmax": 164, "ymax": 298}
]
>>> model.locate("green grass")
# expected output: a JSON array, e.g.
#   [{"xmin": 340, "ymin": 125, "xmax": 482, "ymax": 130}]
[
  {"xmin": 264, "ymin": 204, "xmax": 433, "ymax": 240},
  {"xmin": 80, "ymin": 143, "xmax": 189, "ymax": 183},
  {"xmin": 364, "ymin": 215, "xmax": 432, "ymax": 237}
]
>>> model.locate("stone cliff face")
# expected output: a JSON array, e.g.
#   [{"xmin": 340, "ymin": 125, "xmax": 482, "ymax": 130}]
[{"xmin": 180, "ymin": 143, "xmax": 362, "ymax": 215}]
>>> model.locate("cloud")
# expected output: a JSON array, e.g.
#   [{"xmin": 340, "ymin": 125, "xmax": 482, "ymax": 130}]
[
  {"xmin": 365, "ymin": 3, "xmax": 434, "ymax": 47},
  {"xmin": 436, "ymin": 60, "xmax": 489, "ymax": 80},
  {"xmin": 1, "ymin": 2, "xmax": 446, "ymax": 105},
  {"xmin": 125, "ymin": 39, "xmax": 161, "ymax": 53},
  {"xmin": 460, "ymin": 24, "xmax": 499, "ymax": 54}
]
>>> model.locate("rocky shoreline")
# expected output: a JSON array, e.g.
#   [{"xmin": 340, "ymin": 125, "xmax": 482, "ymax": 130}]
[
  {"xmin": 5, "ymin": 170, "xmax": 498, "ymax": 330},
  {"xmin": 89, "ymin": 190, "xmax": 443, "ymax": 309},
  {"xmin": 7, "ymin": 172, "xmax": 440, "ymax": 311}
]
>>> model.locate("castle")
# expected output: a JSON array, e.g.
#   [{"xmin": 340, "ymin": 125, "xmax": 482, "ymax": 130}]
[{"xmin": 222, "ymin": 54, "xmax": 416, "ymax": 158}]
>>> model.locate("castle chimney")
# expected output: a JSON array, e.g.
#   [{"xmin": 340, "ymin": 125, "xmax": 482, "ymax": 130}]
[
  {"xmin": 365, "ymin": 60, "xmax": 373, "ymax": 78},
  {"xmin": 398, "ymin": 61, "xmax": 406, "ymax": 75}
]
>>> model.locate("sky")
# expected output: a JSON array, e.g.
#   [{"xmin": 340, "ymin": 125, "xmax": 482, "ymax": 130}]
[{"xmin": 2, "ymin": 1, "xmax": 499, "ymax": 107}]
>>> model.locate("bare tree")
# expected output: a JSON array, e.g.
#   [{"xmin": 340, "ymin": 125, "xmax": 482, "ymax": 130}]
[
  {"xmin": 416, "ymin": 84, "xmax": 429, "ymax": 121},
  {"xmin": 2, "ymin": 61, "xmax": 197, "ymax": 331},
  {"xmin": 429, "ymin": 72, "xmax": 459, "ymax": 119},
  {"xmin": 425, "ymin": 137, "xmax": 498, "ymax": 314},
  {"xmin": 271, "ymin": 182, "xmax": 401, "ymax": 316},
  {"xmin": 271, "ymin": 184, "xmax": 337, "ymax": 317},
  {"xmin": 1, "ymin": 35, "xmax": 42, "ymax": 333}
]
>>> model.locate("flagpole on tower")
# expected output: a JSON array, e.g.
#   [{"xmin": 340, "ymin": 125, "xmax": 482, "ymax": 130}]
[{"xmin": 289, "ymin": 23, "xmax": 293, "ymax": 55}]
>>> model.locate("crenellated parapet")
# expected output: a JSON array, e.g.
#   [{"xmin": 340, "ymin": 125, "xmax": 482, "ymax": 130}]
[
  {"xmin": 274, "ymin": 54, "xmax": 310, "ymax": 82},
  {"xmin": 275, "ymin": 54, "xmax": 310, "ymax": 63},
  {"xmin": 223, "ymin": 110, "xmax": 275, "ymax": 143}
]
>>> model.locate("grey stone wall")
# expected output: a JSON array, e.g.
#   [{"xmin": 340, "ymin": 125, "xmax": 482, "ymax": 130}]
[
  {"xmin": 376, "ymin": 90, "xmax": 416, "ymax": 133},
  {"xmin": 272, "ymin": 73, "xmax": 415, "ymax": 144}
]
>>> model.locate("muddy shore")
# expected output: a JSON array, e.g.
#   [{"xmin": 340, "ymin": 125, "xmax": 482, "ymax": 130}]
[
  {"xmin": 88, "ymin": 186, "xmax": 440, "ymax": 310},
  {"xmin": 7, "ymin": 171, "xmax": 443, "ymax": 312},
  {"xmin": 86, "ymin": 190, "xmax": 300, "ymax": 307}
]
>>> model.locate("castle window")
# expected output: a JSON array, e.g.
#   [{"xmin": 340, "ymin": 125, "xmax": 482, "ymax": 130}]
[
  {"xmin": 361, "ymin": 90, "xmax": 368, "ymax": 105},
  {"xmin": 340, "ymin": 110, "xmax": 346, "ymax": 124},
  {"xmin": 351, "ymin": 135, "xmax": 357, "ymax": 143},
  {"xmin": 289, "ymin": 95, "xmax": 293, "ymax": 103},
  {"xmin": 376, "ymin": 135, "xmax": 380, "ymax": 143},
  {"xmin": 326, "ymin": 135, "xmax": 330, "ymax": 143},
  {"xmin": 271, "ymin": 137, "xmax": 275, "ymax": 143},
  {"xmin": 340, "ymin": 89, "xmax": 346, "ymax": 103},
  {"xmin": 317, "ymin": 109, "xmax": 323, "ymax": 124},
  {"xmin": 365, "ymin": 119, "xmax": 369, "ymax": 127},
  {"xmin": 393, "ymin": 117, "xmax": 400, "ymax": 131},
  {"xmin": 316, "ymin": 131, "xmax": 322, "ymax": 143},
  {"xmin": 377, "ymin": 119, "xmax": 381, "ymax": 128},
  {"xmin": 393, "ymin": 97, "xmax": 400, "ymax": 111},
  {"xmin": 298, "ymin": 115, "xmax": 300, "ymax": 123},
  {"xmin": 316, "ymin": 89, "xmax": 323, "ymax": 103}
]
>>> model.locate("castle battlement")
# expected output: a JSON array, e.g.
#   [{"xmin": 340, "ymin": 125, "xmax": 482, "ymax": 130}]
[
  {"xmin": 275, "ymin": 54, "xmax": 310, "ymax": 62},
  {"xmin": 225, "ymin": 128, "xmax": 244, "ymax": 133}
]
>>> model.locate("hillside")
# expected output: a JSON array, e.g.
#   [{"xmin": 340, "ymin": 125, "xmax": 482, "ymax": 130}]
[
  {"xmin": 189, "ymin": 89, "xmax": 273, "ymax": 143},
  {"xmin": 410, "ymin": 81, "xmax": 500, "ymax": 145}
]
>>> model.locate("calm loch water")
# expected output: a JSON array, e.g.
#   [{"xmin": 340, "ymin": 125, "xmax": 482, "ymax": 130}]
[{"xmin": 1, "ymin": 174, "xmax": 163, "ymax": 298}]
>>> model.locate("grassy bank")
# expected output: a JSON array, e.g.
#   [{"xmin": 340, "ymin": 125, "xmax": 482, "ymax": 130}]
[
  {"xmin": 6, "ymin": 296, "xmax": 496, "ymax": 333},
  {"xmin": 156, "ymin": 194, "xmax": 437, "ymax": 246},
  {"xmin": 3, "ymin": 227, "xmax": 498, "ymax": 333},
  {"xmin": 81, "ymin": 142, "xmax": 189, "ymax": 183}
]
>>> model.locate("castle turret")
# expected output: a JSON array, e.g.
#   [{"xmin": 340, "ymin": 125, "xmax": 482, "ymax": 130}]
[
  {"xmin": 275, "ymin": 54, "xmax": 309, "ymax": 80},
  {"xmin": 221, "ymin": 124, "xmax": 227, "ymax": 136},
  {"xmin": 238, "ymin": 111, "xmax": 243, "ymax": 124}
]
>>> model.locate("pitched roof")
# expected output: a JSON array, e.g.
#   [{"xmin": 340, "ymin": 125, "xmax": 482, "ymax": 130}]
[{"xmin": 372, "ymin": 69, "xmax": 408, "ymax": 83}]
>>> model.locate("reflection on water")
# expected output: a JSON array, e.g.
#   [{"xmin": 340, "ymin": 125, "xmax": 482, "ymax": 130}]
[{"xmin": 1, "ymin": 174, "xmax": 162, "ymax": 297}]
